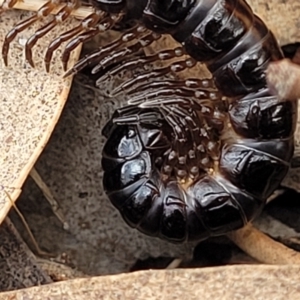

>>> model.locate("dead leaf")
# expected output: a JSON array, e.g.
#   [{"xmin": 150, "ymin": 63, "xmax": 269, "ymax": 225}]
[
  {"xmin": 2, "ymin": 264, "xmax": 300, "ymax": 299},
  {"xmin": 0, "ymin": 9, "xmax": 81, "ymax": 224}
]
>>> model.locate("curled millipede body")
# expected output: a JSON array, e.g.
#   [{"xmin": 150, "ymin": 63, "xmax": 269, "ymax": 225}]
[
  {"xmin": 2, "ymin": 1, "xmax": 298, "ymax": 243},
  {"xmin": 102, "ymin": 90, "xmax": 296, "ymax": 242},
  {"xmin": 97, "ymin": 0, "xmax": 298, "ymax": 243}
]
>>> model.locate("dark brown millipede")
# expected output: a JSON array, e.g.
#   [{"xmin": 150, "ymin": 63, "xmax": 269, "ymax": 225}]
[
  {"xmin": 1, "ymin": 0, "xmax": 297, "ymax": 243},
  {"xmin": 97, "ymin": 0, "xmax": 298, "ymax": 243}
]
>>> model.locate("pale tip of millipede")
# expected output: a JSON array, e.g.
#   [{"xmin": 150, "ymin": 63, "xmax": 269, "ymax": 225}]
[{"xmin": 266, "ymin": 58, "xmax": 300, "ymax": 101}]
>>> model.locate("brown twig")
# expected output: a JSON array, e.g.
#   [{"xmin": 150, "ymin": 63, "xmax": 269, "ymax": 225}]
[{"xmin": 227, "ymin": 224, "xmax": 300, "ymax": 264}]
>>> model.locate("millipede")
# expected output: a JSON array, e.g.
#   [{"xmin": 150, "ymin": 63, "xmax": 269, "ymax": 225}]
[{"xmin": 1, "ymin": 0, "xmax": 298, "ymax": 243}]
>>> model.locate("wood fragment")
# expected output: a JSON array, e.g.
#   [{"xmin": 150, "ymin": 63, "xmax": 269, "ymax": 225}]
[
  {"xmin": 36, "ymin": 258, "xmax": 88, "ymax": 281},
  {"xmin": 2, "ymin": 264, "xmax": 300, "ymax": 299}
]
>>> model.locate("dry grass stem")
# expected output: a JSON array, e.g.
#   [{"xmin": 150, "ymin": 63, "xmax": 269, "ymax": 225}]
[
  {"xmin": 4, "ymin": 190, "xmax": 53, "ymax": 258},
  {"xmin": 30, "ymin": 167, "xmax": 69, "ymax": 230}
]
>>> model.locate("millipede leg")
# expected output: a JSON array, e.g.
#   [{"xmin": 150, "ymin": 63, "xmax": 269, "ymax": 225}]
[
  {"xmin": 128, "ymin": 89, "xmax": 206, "ymax": 106},
  {"xmin": 126, "ymin": 79, "xmax": 216, "ymax": 95},
  {"xmin": 91, "ymin": 33, "xmax": 164, "ymax": 74},
  {"xmin": 25, "ymin": 0, "xmax": 80, "ymax": 68},
  {"xmin": 144, "ymin": 96, "xmax": 222, "ymax": 172},
  {"xmin": 127, "ymin": 83, "xmax": 220, "ymax": 106},
  {"xmin": 95, "ymin": 57, "xmax": 154, "ymax": 86},
  {"xmin": 131, "ymin": 97, "xmax": 203, "ymax": 179},
  {"xmin": 61, "ymin": 13, "xmax": 126, "ymax": 72},
  {"xmin": 63, "ymin": 28, "xmax": 102, "ymax": 71},
  {"xmin": 160, "ymin": 108, "xmax": 193, "ymax": 180},
  {"xmin": 110, "ymin": 57, "xmax": 197, "ymax": 96},
  {"xmin": 0, "ymin": 0, "xmax": 18, "ymax": 13},
  {"xmin": 95, "ymin": 45, "xmax": 183, "ymax": 84},
  {"xmin": 44, "ymin": 11, "xmax": 105, "ymax": 72},
  {"xmin": 112, "ymin": 111, "xmax": 164, "ymax": 126},
  {"xmin": 63, "ymin": 24, "xmax": 150, "ymax": 76},
  {"xmin": 62, "ymin": 13, "xmax": 125, "ymax": 71},
  {"xmin": 134, "ymin": 79, "xmax": 219, "ymax": 100},
  {"xmin": 2, "ymin": 0, "xmax": 63, "ymax": 66},
  {"xmin": 169, "ymin": 106, "xmax": 212, "ymax": 178}
]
